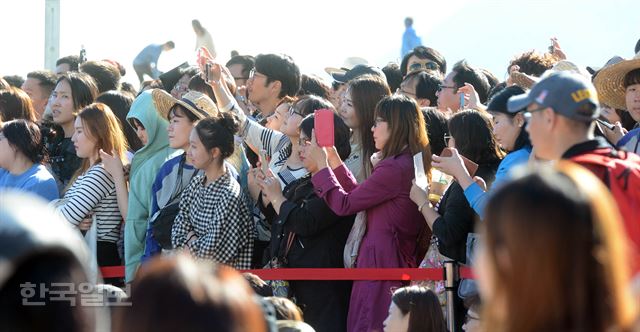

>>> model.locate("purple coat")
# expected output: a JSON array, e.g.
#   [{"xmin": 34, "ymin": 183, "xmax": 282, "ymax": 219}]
[{"xmin": 312, "ymin": 150, "xmax": 425, "ymax": 332}]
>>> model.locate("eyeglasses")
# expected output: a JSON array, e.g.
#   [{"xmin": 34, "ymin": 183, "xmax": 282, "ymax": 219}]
[
  {"xmin": 444, "ymin": 134, "xmax": 453, "ymax": 146},
  {"xmin": 248, "ymin": 69, "xmax": 267, "ymax": 79},
  {"xmin": 289, "ymin": 106, "xmax": 305, "ymax": 117},
  {"xmin": 298, "ymin": 136, "xmax": 311, "ymax": 146},
  {"xmin": 437, "ymin": 85, "xmax": 456, "ymax": 92},
  {"xmin": 523, "ymin": 107, "xmax": 547, "ymax": 120},
  {"xmin": 408, "ymin": 61, "xmax": 440, "ymax": 72}
]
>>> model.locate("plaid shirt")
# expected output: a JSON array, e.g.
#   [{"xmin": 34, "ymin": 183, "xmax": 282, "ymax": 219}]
[{"xmin": 171, "ymin": 168, "xmax": 254, "ymax": 269}]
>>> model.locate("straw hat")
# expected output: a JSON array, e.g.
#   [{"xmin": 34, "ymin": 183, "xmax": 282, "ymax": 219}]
[
  {"xmin": 593, "ymin": 52, "xmax": 640, "ymax": 110},
  {"xmin": 152, "ymin": 89, "xmax": 218, "ymax": 120},
  {"xmin": 510, "ymin": 71, "xmax": 537, "ymax": 90}
]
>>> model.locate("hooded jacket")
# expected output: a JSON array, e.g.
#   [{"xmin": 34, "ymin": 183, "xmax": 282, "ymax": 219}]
[{"xmin": 124, "ymin": 89, "xmax": 174, "ymax": 282}]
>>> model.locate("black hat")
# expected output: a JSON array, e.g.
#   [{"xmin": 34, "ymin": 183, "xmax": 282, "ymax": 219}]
[
  {"xmin": 487, "ymin": 85, "xmax": 525, "ymax": 114},
  {"xmin": 159, "ymin": 62, "xmax": 189, "ymax": 93}
]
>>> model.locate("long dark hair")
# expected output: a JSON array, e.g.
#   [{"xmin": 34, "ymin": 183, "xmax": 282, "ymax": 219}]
[
  {"xmin": 391, "ymin": 286, "xmax": 447, "ymax": 332},
  {"xmin": 55, "ymin": 72, "xmax": 98, "ymax": 113},
  {"xmin": 448, "ymin": 110, "xmax": 504, "ymax": 164},
  {"xmin": 349, "ymin": 75, "xmax": 391, "ymax": 177}
]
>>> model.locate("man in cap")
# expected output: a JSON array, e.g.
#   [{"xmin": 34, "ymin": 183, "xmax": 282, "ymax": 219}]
[{"xmin": 507, "ymin": 71, "xmax": 640, "ymax": 257}]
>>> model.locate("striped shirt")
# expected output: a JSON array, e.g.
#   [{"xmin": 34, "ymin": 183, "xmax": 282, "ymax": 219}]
[
  {"xmin": 56, "ymin": 164, "xmax": 122, "ymax": 243},
  {"xmin": 171, "ymin": 168, "xmax": 254, "ymax": 269}
]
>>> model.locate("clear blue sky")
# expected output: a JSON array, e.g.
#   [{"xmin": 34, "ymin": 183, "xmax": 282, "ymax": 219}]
[{"xmin": 1, "ymin": 0, "xmax": 638, "ymax": 87}]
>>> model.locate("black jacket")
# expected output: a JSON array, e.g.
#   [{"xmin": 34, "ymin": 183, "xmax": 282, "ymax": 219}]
[
  {"xmin": 262, "ymin": 176, "xmax": 354, "ymax": 332},
  {"xmin": 432, "ymin": 160, "xmax": 500, "ymax": 263}
]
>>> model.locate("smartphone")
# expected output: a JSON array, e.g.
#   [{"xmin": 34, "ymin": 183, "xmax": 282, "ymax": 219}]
[
  {"xmin": 459, "ymin": 93, "xmax": 465, "ymax": 110},
  {"xmin": 596, "ymin": 118, "xmax": 615, "ymax": 130},
  {"xmin": 205, "ymin": 62, "xmax": 212, "ymax": 83},
  {"xmin": 440, "ymin": 148, "xmax": 479, "ymax": 177},
  {"xmin": 315, "ymin": 109, "xmax": 334, "ymax": 147},
  {"xmin": 259, "ymin": 149, "xmax": 270, "ymax": 175},
  {"xmin": 413, "ymin": 152, "xmax": 429, "ymax": 191}
]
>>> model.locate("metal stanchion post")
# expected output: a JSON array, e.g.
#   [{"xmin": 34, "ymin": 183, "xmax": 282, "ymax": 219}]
[{"xmin": 444, "ymin": 260, "xmax": 459, "ymax": 332}]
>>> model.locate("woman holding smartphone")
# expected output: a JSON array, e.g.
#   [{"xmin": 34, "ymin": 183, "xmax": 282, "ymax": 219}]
[
  {"xmin": 258, "ymin": 113, "xmax": 354, "ymax": 332},
  {"xmin": 417, "ymin": 86, "xmax": 531, "ymax": 219},
  {"xmin": 307, "ymin": 95, "xmax": 431, "ymax": 332}
]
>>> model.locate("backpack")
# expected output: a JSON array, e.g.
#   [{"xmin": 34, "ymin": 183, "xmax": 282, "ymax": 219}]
[{"xmin": 570, "ymin": 148, "xmax": 640, "ymax": 248}]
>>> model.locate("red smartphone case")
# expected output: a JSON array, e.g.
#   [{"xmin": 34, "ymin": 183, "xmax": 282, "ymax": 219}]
[{"xmin": 315, "ymin": 109, "xmax": 334, "ymax": 147}]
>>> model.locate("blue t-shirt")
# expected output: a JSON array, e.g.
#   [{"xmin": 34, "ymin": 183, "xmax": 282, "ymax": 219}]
[
  {"xmin": 0, "ymin": 164, "xmax": 59, "ymax": 201},
  {"xmin": 133, "ymin": 44, "xmax": 163, "ymax": 66}
]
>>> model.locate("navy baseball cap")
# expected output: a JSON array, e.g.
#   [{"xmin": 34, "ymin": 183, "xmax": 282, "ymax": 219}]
[
  {"xmin": 331, "ymin": 64, "xmax": 386, "ymax": 83},
  {"xmin": 507, "ymin": 71, "xmax": 599, "ymax": 122}
]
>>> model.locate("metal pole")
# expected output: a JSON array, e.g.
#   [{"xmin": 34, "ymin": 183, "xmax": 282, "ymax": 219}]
[
  {"xmin": 44, "ymin": 0, "xmax": 60, "ymax": 70},
  {"xmin": 444, "ymin": 260, "xmax": 459, "ymax": 332}
]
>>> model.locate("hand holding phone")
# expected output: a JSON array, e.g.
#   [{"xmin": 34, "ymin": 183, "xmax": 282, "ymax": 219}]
[
  {"xmin": 440, "ymin": 147, "xmax": 479, "ymax": 177},
  {"xmin": 259, "ymin": 149, "xmax": 270, "ymax": 175},
  {"xmin": 205, "ymin": 62, "xmax": 212, "ymax": 83},
  {"xmin": 315, "ymin": 109, "xmax": 334, "ymax": 147}
]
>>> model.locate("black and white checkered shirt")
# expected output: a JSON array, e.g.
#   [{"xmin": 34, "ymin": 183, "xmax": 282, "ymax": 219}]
[{"xmin": 171, "ymin": 168, "xmax": 254, "ymax": 269}]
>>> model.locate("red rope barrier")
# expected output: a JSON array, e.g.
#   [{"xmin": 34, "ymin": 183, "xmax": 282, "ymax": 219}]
[{"xmin": 100, "ymin": 266, "xmax": 475, "ymax": 280}]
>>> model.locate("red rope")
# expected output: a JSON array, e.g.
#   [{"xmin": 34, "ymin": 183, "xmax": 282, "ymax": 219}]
[{"xmin": 100, "ymin": 266, "xmax": 475, "ymax": 280}]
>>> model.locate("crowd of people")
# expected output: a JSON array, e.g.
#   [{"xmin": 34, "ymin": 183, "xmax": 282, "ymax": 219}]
[{"xmin": 1, "ymin": 19, "xmax": 640, "ymax": 331}]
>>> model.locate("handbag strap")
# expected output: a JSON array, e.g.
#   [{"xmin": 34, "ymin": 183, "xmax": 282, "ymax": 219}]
[
  {"xmin": 167, "ymin": 154, "xmax": 198, "ymax": 204},
  {"xmin": 284, "ymin": 232, "xmax": 295, "ymax": 256}
]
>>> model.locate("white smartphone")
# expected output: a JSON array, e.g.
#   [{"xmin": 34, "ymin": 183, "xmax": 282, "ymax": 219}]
[{"xmin": 413, "ymin": 152, "xmax": 429, "ymax": 191}]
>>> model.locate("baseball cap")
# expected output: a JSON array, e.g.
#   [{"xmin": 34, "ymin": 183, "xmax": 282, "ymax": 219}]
[
  {"xmin": 507, "ymin": 71, "xmax": 599, "ymax": 122},
  {"xmin": 331, "ymin": 64, "xmax": 387, "ymax": 84}
]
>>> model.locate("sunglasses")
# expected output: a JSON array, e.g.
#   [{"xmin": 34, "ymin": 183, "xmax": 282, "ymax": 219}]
[{"xmin": 408, "ymin": 61, "xmax": 440, "ymax": 72}]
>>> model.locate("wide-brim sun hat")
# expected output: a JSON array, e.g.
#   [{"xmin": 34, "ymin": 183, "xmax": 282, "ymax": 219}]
[
  {"xmin": 324, "ymin": 56, "xmax": 369, "ymax": 76},
  {"xmin": 593, "ymin": 52, "xmax": 640, "ymax": 110},
  {"xmin": 152, "ymin": 89, "xmax": 218, "ymax": 120}
]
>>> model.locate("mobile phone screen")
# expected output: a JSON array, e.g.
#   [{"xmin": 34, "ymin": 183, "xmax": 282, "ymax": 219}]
[{"xmin": 413, "ymin": 152, "xmax": 429, "ymax": 191}]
